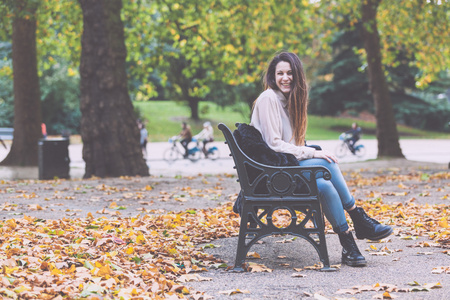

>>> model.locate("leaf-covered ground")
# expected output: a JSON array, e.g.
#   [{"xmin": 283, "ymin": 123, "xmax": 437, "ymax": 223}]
[{"xmin": 0, "ymin": 163, "xmax": 449, "ymax": 299}]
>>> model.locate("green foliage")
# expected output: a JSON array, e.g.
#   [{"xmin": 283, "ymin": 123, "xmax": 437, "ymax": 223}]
[
  {"xmin": 0, "ymin": 40, "xmax": 13, "ymax": 127},
  {"xmin": 315, "ymin": 0, "xmax": 450, "ymax": 88},
  {"xmin": 134, "ymin": 100, "xmax": 448, "ymax": 142},
  {"xmin": 35, "ymin": 0, "xmax": 82, "ymax": 75},
  {"xmin": 133, "ymin": 100, "xmax": 250, "ymax": 142},
  {"xmin": 0, "ymin": 36, "xmax": 81, "ymax": 133},
  {"xmin": 309, "ymin": 27, "xmax": 373, "ymax": 116},
  {"xmin": 0, "ymin": 71, "xmax": 13, "ymax": 127},
  {"xmin": 40, "ymin": 57, "xmax": 81, "ymax": 135},
  {"xmin": 309, "ymin": 24, "xmax": 450, "ymax": 132},
  {"xmin": 123, "ymin": 0, "xmax": 316, "ymax": 117},
  {"xmin": 392, "ymin": 92, "xmax": 450, "ymax": 132}
]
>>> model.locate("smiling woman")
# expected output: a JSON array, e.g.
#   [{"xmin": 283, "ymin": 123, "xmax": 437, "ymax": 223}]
[{"xmin": 249, "ymin": 51, "xmax": 393, "ymax": 267}]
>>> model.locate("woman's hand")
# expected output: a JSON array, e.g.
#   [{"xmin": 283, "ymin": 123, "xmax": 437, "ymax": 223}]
[{"xmin": 313, "ymin": 150, "xmax": 338, "ymax": 163}]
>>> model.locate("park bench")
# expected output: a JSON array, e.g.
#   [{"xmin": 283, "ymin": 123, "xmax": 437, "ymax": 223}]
[
  {"xmin": 218, "ymin": 123, "xmax": 335, "ymax": 272},
  {"xmin": 0, "ymin": 127, "xmax": 13, "ymax": 140}
]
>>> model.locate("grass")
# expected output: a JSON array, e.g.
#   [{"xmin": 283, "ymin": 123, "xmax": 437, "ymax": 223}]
[
  {"xmin": 134, "ymin": 100, "xmax": 250, "ymax": 142},
  {"xmin": 134, "ymin": 100, "xmax": 450, "ymax": 142}
]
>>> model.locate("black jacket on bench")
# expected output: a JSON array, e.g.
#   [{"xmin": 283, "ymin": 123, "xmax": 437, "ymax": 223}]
[{"xmin": 233, "ymin": 123, "xmax": 299, "ymax": 167}]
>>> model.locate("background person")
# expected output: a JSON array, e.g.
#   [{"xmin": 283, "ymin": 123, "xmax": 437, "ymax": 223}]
[
  {"xmin": 41, "ymin": 123, "xmax": 47, "ymax": 139},
  {"xmin": 178, "ymin": 122, "xmax": 192, "ymax": 158},
  {"xmin": 250, "ymin": 51, "xmax": 392, "ymax": 267},
  {"xmin": 193, "ymin": 121, "xmax": 214, "ymax": 157},
  {"xmin": 345, "ymin": 122, "xmax": 362, "ymax": 153},
  {"xmin": 138, "ymin": 120, "xmax": 148, "ymax": 159}
]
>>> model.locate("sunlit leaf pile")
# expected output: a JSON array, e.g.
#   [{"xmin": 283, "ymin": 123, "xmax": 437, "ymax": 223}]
[
  {"xmin": 0, "ymin": 203, "xmax": 239, "ymax": 299},
  {"xmin": 0, "ymin": 170, "xmax": 448, "ymax": 299}
]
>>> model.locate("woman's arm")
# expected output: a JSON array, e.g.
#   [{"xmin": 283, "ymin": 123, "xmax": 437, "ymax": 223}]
[{"xmin": 251, "ymin": 94, "xmax": 316, "ymax": 160}]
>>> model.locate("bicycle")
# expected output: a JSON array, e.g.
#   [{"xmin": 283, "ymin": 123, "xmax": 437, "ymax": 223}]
[
  {"xmin": 163, "ymin": 137, "xmax": 201, "ymax": 162},
  {"xmin": 192, "ymin": 138, "xmax": 220, "ymax": 160},
  {"xmin": 335, "ymin": 133, "xmax": 366, "ymax": 158}
]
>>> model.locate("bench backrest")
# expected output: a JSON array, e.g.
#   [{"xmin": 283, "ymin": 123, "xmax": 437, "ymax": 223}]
[
  {"xmin": 0, "ymin": 127, "xmax": 14, "ymax": 140},
  {"xmin": 218, "ymin": 123, "xmax": 329, "ymax": 201}
]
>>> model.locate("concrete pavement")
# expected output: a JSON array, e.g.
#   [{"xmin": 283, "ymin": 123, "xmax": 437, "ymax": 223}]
[{"xmin": 0, "ymin": 138, "xmax": 448, "ymax": 179}]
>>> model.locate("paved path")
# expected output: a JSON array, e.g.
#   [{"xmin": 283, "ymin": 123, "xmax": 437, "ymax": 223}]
[{"xmin": 0, "ymin": 138, "xmax": 448, "ymax": 179}]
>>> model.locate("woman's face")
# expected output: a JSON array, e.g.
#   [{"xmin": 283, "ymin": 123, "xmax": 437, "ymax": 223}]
[{"xmin": 275, "ymin": 61, "xmax": 292, "ymax": 97}]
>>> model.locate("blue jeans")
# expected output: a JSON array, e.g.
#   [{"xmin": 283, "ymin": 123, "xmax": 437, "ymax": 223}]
[{"xmin": 298, "ymin": 159, "xmax": 355, "ymax": 233}]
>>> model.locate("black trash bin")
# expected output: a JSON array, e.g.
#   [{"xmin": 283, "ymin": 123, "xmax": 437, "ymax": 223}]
[{"xmin": 38, "ymin": 138, "xmax": 70, "ymax": 180}]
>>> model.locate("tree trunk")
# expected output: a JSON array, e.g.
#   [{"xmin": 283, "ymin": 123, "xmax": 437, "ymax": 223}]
[
  {"xmin": 188, "ymin": 97, "xmax": 200, "ymax": 120},
  {"xmin": 1, "ymin": 2, "xmax": 42, "ymax": 166},
  {"xmin": 78, "ymin": 0, "xmax": 149, "ymax": 178},
  {"xmin": 361, "ymin": 0, "xmax": 404, "ymax": 158}
]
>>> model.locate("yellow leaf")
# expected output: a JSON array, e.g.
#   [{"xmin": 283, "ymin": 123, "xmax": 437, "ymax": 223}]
[
  {"xmin": 3, "ymin": 266, "xmax": 19, "ymax": 274},
  {"xmin": 126, "ymin": 247, "xmax": 135, "ymax": 254},
  {"xmin": 247, "ymin": 262, "xmax": 272, "ymax": 273},
  {"xmin": 438, "ymin": 218, "xmax": 449, "ymax": 228},
  {"xmin": 145, "ymin": 185, "xmax": 153, "ymax": 191},
  {"xmin": 423, "ymin": 282, "xmax": 442, "ymax": 289},
  {"xmin": 247, "ymin": 252, "xmax": 261, "ymax": 259},
  {"xmin": 13, "ymin": 285, "xmax": 30, "ymax": 293},
  {"xmin": 7, "ymin": 219, "xmax": 17, "ymax": 229},
  {"xmin": 97, "ymin": 264, "xmax": 112, "ymax": 277},
  {"xmin": 398, "ymin": 183, "xmax": 408, "ymax": 189},
  {"xmin": 219, "ymin": 289, "xmax": 250, "ymax": 295},
  {"xmin": 65, "ymin": 264, "xmax": 76, "ymax": 274},
  {"xmin": 103, "ymin": 225, "xmax": 114, "ymax": 231},
  {"xmin": 136, "ymin": 234, "xmax": 146, "ymax": 244},
  {"xmin": 109, "ymin": 202, "xmax": 118, "ymax": 209},
  {"xmin": 394, "ymin": 192, "xmax": 408, "ymax": 196},
  {"xmin": 51, "ymin": 267, "xmax": 62, "ymax": 275}
]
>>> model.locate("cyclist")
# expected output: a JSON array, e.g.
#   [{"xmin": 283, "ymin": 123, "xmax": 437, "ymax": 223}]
[
  {"xmin": 345, "ymin": 123, "xmax": 361, "ymax": 154},
  {"xmin": 177, "ymin": 122, "xmax": 192, "ymax": 158},
  {"xmin": 193, "ymin": 121, "xmax": 214, "ymax": 157}
]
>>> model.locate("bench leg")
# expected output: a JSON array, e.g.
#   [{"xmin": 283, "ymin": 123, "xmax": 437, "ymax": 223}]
[
  {"xmin": 233, "ymin": 212, "xmax": 253, "ymax": 271},
  {"xmin": 313, "ymin": 208, "xmax": 337, "ymax": 272}
]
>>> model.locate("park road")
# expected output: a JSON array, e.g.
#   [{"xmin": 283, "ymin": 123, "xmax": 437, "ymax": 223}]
[{"xmin": 0, "ymin": 138, "xmax": 448, "ymax": 179}]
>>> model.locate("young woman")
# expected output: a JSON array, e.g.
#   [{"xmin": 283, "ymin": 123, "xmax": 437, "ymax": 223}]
[{"xmin": 250, "ymin": 52, "xmax": 392, "ymax": 267}]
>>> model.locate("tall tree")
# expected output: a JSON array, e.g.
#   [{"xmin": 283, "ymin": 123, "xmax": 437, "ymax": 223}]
[
  {"xmin": 314, "ymin": 0, "xmax": 449, "ymax": 158},
  {"xmin": 0, "ymin": 0, "xmax": 42, "ymax": 166},
  {"xmin": 361, "ymin": 0, "xmax": 403, "ymax": 157},
  {"xmin": 78, "ymin": 0, "xmax": 148, "ymax": 178},
  {"xmin": 124, "ymin": 0, "xmax": 315, "ymax": 119}
]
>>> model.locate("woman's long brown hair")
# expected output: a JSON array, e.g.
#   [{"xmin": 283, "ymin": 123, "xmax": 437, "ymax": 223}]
[{"xmin": 262, "ymin": 52, "xmax": 308, "ymax": 146}]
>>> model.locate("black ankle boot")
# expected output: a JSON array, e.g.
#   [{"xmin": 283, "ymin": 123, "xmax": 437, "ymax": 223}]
[
  {"xmin": 348, "ymin": 207, "xmax": 393, "ymax": 240},
  {"xmin": 338, "ymin": 231, "xmax": 367, "ymax": 267}
]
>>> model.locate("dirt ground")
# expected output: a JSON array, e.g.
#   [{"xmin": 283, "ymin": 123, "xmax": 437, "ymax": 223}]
[
  {"xmin": 1, "ymin": 159, "xmax": 447, "ymax": 220},
  {"xmin": 0, "ymin": 158, "xmax": 449, "ymax": 299}
]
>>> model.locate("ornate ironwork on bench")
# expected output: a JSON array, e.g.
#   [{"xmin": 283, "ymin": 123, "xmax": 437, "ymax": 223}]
[{"xmin": 218, "ymin": 123, "xmax": 336, "ymax": 272}]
